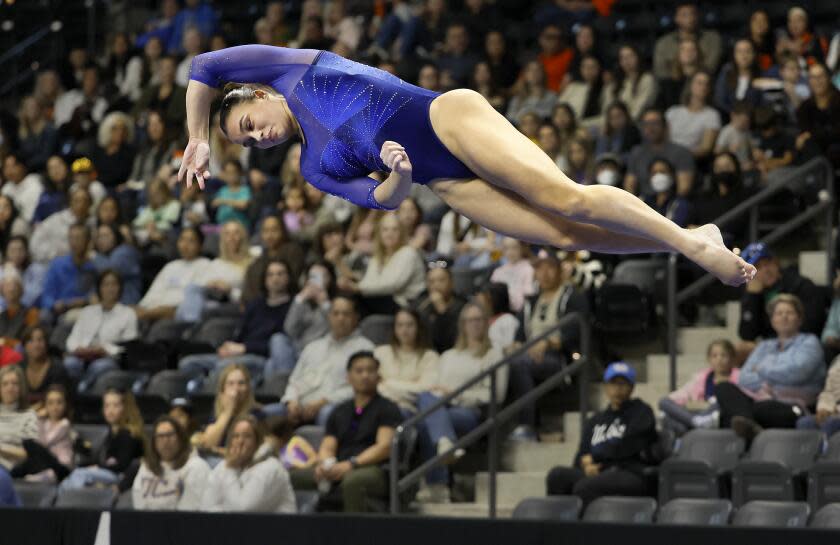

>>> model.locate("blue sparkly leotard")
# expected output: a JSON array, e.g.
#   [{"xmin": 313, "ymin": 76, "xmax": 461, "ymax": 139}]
[{"xmin": 189, "ymin": 45, "xmax": 476, "ymax": 209}]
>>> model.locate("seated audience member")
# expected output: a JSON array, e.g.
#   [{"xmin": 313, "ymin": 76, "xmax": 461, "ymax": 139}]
[
  {"xmin": 478, "ymin": 283, "xmax": 520, "ymax": 354},
  {"xmin": 714, "ymin": 102, "xmax": 754, "ymax": 170},
  {"xmin": 508, "ymin": 250, "xmax": 589, "ymax": 441},
  {"xmin": 21, "ymin": 326, "xmax": 69, "ymax": 407},
  {"xmin": 797, "ymin": 355, "xmax": 840, "ymax": 437},
  {"xmin": 653, "ymin": 3, "xmax": 722, "ymax": 79},
  {"xmin": 29, "ymin": 187, "xmax": 94, "ymax": 264},
  {"xmin": 2, "ymin": 236, "xmax": 45, "ymax": 310},
  {"xmin": 436, "ymin": 209, "xmax": 496, "ymax": 269},
  {"xmin": 59, "ymin": 388, "xmax": 144, "ymax": 492},
  {"xmin": 752, "ymin": 106, "xmax": 795, "ymax": 184},
  {"xmin": 0, "ymin": 467, "xmax": 20, "ymax": 506},
  {"xmin": 505, "ymin": 60, "xmax": 558, "ymax": 123},
  {"xmin": 605, "ymin": 45, "xmax": 657, "ymax": 120},
  {"xmin": 720, "ymin": 294, "xmax": 826, "ymax": 442},
  {"xmin": 415, "ymin": 303, "xmax": 506, "ymax": 503},
  {"xmin": 91, "ymin": 223, "xmax": 142, "ymax": 305},
  {"xmin": 10, "ymin": 384, "xmax": 73, "ymax": 482},
  {"xmin": 261, "ymin": 415, "xmax": 318, "ymax": 470},
  {"xmin": 796, "ymin": 63, "xmax": 840, "ymax": 164},
  {"xmin": 738, "ymin": 243, "xmax": 824, "ymax": 350},
  {"xmin": 546, "ymin": 362, "xmax": 657, "ymax": 507},
  {"xmin": 489, "ymin": 238, "xmax": 534, "ymax": 313},
  {"xmin": 179, "ymin": 259, "xmax": 295, "ymax": 382},
  {"xmin": 169, "ymin": 397, "xmax": 198, "ymax": 437},
  {"xmin": 292, "ymin": 351, "xmax": 402, "ymax": 513},
  {"xmin": 659, "ymin": 339, "xmax": 740, "ymax": 433},
  {"xmin": 33, "ymin": 155, "xmax": 70, "ymax": 224},
  {"xmin": 557, "ymin": 54, "xmax": 606, "ymax": 128},
  {"xmin": 665, "ymin": 71, "xmax": 721, "ymax": 162},
  {"xmin": 39, "ymin": 223, "xmax": 97, "ymax": 324},
  {"xmin": 396, "ymin": 197, "xmax": 433, "ymax": 253},
  {"xmin": 283, "ymin": 261, "xmax": 335, "ymax": 354},
  {"xmin": 135, "ymin": 227, "xmax": 210, "ymax": 324},
  {"xmin": 95, "ymin": 195, "xmax": 134, "ymax": 246},
  {"xmin": 63, "ymin": 270, "xmax": 139, "ymax": 390},
  {"xmin": 281, "ymin": 185, "xmax": 314, "ymax": 240},
  {"xmin": 0, "ymin": 196, "xmax": 30, "ymax": 252},
  {"xmin": 415, "ymin": 264, "xmax": 466, "ymax": 354},
  {"xmin": 644, "ymin": 158, "xmax": 692, "ymax": 228},
  {"xmin": 713, "ymin": 38, "xmax": 761, "ymax": 114},
  {"xmin": 690, "ymin": 152, "xmax": 752, "ymax": 247},
  {"xmin": 69, "ymin": 157, "xmax": 106, "ymax": 207},
  {"xmin": 241, "ymin": 215, "xmax": 305, "ymax": 304},
  {"xmin": 0, "ymin": 272, "xmax": 39, "ymax": 348},
  {"xmin": 0, "ymin": 366, "xmax": 39, "ymax": 471},
  {"xmin": 594, "ymin": 102, "xmax": 642, "ymax": 159},
  {"xmin": 132, "ymin": 415, "xmax": 211, "ymax": 511},
  {"xmin": 338, "ymin": 212, "xmax": 426, "ymax": 316},
  {"xmin": 179, "ymin": 181, "xmax": 210, "ymax": 228},
  {"xmin": 374, "ymin": 308, "xmax": 439, "ymax": 416},
  {"xmin": 624, "ymin": 108, "xmax": 696, "ymax": 198},
  {"xmin": 277, "ymin": 295, "xmax": 373, "ymax": 424},
  {"xmin": 2, "ymin": 152, "xmax": 44, "ymax": 223},
  {"xmin": 132, "ymin": 178, "xmax": 181, "ymax": 250},
  {"xmin": 200, "ymin": 415, "xmax": 296, "ymax": 513},
  {"xmin": 211, "ymin": 159, "xmax": 251, "ymax": 229},
  {"xmin": 821, "ymin": 272, "xmax": 840, "ymax": 363},
  {"xmin": 193, "ymin": 364, "xmax": 261, "ymax": 456}
]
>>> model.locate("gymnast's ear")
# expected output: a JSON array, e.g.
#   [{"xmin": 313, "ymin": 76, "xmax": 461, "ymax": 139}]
[{"xmin": 254, "ymin": 88, "xmax": 268, "ymax": 100}]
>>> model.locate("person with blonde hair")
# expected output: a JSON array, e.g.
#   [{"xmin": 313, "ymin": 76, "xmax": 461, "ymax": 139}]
[
  {"xmin": 0, "ymin": 365, "xmax": 39, "ymax": 470},
  {"xmin": 92, "ymin": 111, "xmax": 136, "ymax": 189},
  {"xmin": 193, "ymin": 364, "xmax": 260, "ymax": 456}
]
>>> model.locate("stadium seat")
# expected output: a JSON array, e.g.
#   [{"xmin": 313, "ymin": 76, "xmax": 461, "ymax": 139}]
[
  {"xmin": 810, "ymin": 503, "xmax": 840, "ymax": 529},
  {"xmin": 807, "ymin": 433, "xmax": 840, "ymax": 511},
  {"xmin": 115, "ymin": 490, "xmax": 133, "ymax": 510},
  {"xmin": 134, "ymin": 394, "xmax": 171, "ymax": 422},
  {"xmin": 582, "ymin": 496, "xmax": 657, "ymax": 524},
  {"xmin": 55, "ymin": 487, "xmax": 117, "ymax": 509},
  {"xmin": 146, "ymin": 319, "xmax": 193, "ymax": 344},
  {"xmin": 658, "ymin": 429, "xmax": 745, "ymax": 503},
  {"xmin": 593, "ymin": 284, "xmax": 654, "ymax": 340},
  {"xmin": 732, "ymin": 430, "xmax": 822, "ymax": 506},
  {"xmin": 189, "ymin": 317, "xmax": 240, "ymax": 349},
  {"xmin": 145, "ymin": 370, "xmax": 190, "ymax": 401},
  {"xmin": 74, "ymin": 424, "xmax": 109, "ymax": 460},
  {"xmin": 656, "ymin": 498, "xmax": 732, "ymax": 526},
  {"xmin": 13, "ymin": 482, "xmax": 57, "ymax": 508},
  {"xmin": 89, "ymin": 370, "xmax": 144, "ymax": 396},
  {"xmin": 732, "ymin": 501, "xmax": 810, "ymax": 528},
  {"xmin": 296, "ymin": 425, "xmax": 326, "ymax": 450},
  {"xmin": 512, "ymin": 496, "xmax": 582, "ymax": 521},
  {"xmin": 451, "ymin": 265, "xmax": 496, "ymax": 299},
  {"xmin": 359, "ymin": 314, "xmax": 395, "ymax": 346},
  {"xmin": 612, "ymin": 258, "xmax": 667, "ymax": 300},
  {"xmin": 256, "ymin": 372, "xmax": 288, "ymax": 402}
]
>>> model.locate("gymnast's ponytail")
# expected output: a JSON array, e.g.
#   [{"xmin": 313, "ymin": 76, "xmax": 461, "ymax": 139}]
[{"xmin": 219, "ymin": 82, "xmax": 280, "ymax": 137}]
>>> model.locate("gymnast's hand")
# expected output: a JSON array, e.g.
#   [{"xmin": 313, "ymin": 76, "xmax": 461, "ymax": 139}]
[
  {"xmin": 380, "ymin": 140, "xmax": 412, "ymax": 178},
  {"xmin": 178, "ymin": 137, "xmax": 212, "ymax": 189}
]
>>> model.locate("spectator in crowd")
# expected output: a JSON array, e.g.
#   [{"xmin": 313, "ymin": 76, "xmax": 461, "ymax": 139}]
[
  {"xmin": 135, "ymin": 227, "xmax": 210, "ymax": 324},
  {"xmin": 168, "ymin": 0, "xmax": 218, "ymax": 55},
  {"xmin": 63, "ymin": 270, "xmax": 139, "ymax": 390},
  {"xmin": 666, "ymin": 71, "xmax": 721, "ymax": 162},
  {"xmin": 0, "ymin": 274, "xmax": 39, "ymax": 349},
  {"xmin": 567, "ymin": 23, "xmax": 602, "ymax": 79},
  {"xmin": 10, "ymin": 384, "xmax": 74, "ymax": 482},
  {"xmin": 2, "ymin": 153, "xmax": 44, "ymax": 223},
  {"xmin": 137, "ymin": 36, "xmax": 164, "ymax": 87},
  {"xmin": 645, "ymin": 158, "xmax": 692, "ymax": 228},
  {"xmin": 657, "ymin": 37, "xmax": 704, "ymax": 110},
  {"xmin": 17, "ymin": 95, "xmax": 57, "ymax": 172},
  {"xmin": 752, "ymin": 106, "xmax": 795, "ymax": 184},
  {"xmin": 179, "ymin": 258, "xmax": 295, "ymax": 382},
  {"xmin": 436, "ymin": 209, "xmax": 495, "ymax": 269},
  {"xmin": 168, "ymin": 397, "xmax": 197, "ymax": 436},
  {"xmin": 714, "ymin": 101, "xmax": 754, "ymax": 170},
  {"xmin": 212, "ymin": 159, "xmax": 251, "ymax": 229},
  {"xmin": 482, "ymin": 30, "xmax": 519, "ymax": 91},
  {"xmin": 779, "ymin": 6, "xmax": 826, "ymax": 67},
  {"xmin": 758, "ymin": 55, "xmax": 809, "ymax": 128},
  {"xmin": 558, "ymin": 55, "xmax": 606, "ymax": 128},
  {"xmin": 281, "ymin": 185, "xmax": 314, "ymax": 239},
  {"xmin": 690, "ymin": 152, "xmax": 752, "ymax": 246},
  {"xmin": 748, "ymin": 9, "xmax": 774, "ymax": 71},
  {"xmin": 738, "ymin": 243, "xmax": 824, "ymax": 348},
  {"xmin": 559, "ymin": 136, "xmax": 596, "ymax": 185},
  {"xmin": 201, "ymin": 414, "xmax": 296, "ymax": 513},
  {"xmin": 477, "ymin": 282, "xmax": 519, "ymax": 353},
  {"xmin": 96, "ymin": 195, "xmax": 134, "ymax": 246},
  {"xmin": 396, "ymin": 197, "xmax": 433, "ymax": 254},
  {"xmin": 323, "ymin": 1, "xmax": 362, "ymax": 52},
  {"xmin": 175, "ymin": 27, "xmax": 206, "ymax": 88},
  {"xmin": 101, "ymin": 32, "xmax": 143, "ymax": 105},
  {"xmin": 92, "ymin": 112, "xmax": 136, "ymax": 190},
  {"xmin": 417, "ymin": 64, "xmax": 442, "ymax": 92},
  {"xmin": 506, "ymin": 60, "xmax": 558, "ymax": 123},
  {"xmin": 537, "ymin": 123, "xmax": 563, "ymax": 167},
  {"xmin": 92, "ymin": 223, "xmax": 142, "ymax": 305},
  {"xmin": 536, "ymin": 24, "xmax": 573, "ymax": 93},
  {"xmin": 489, "ymin": 238, "xmax": 534, "ymax": 313},
  {"xmin": 436, "ymin": 23, "xmax": 478, "ymax": 87},
  {"xmin": 471, "ymin": 61, "xmax": 507, "ymax": 114},
  {"xmin": 30, "ymin": 187, "xmax": 94, "ymax": 264},
  {"xmin": 507, "ymin": 250, "xmax": 589, "ymax": 440},
  {"xmin": 593, "ymin": 153, "xmax": 624, "ymax": 188},
  {"xmin": 132, "ymin": 415, "xmax": 211, "ymax": 511},
  {"xmin": 297, "ymin": 15, "xmax": 334, "ymax": 51},
  {"xmin": 0, "ymin": 196, "xmax": 29, "ymax": 254},
  {"xmin": 798, "ymin": 346, "xmax": 840, "ymax": 436},
  {"xmin": 374, "ymin": 308, "xmax": 439, "ymax": 415},
  {"xmin": 242, "ymin": 215, "xmax": 305, "ymax": 304},
  {"xmin": 53, "ymin": 64, "xmax": 108, "ymax": 129},
  {"xmin": 312, "ymin": 222, "xmax": 353, "ymax": 280},
  {"xmin": 39, "ymin": 223, "xmax": 97, "ymax": 324},
  {"xmin": 653, "ymin": 2, "xmax": 722, "ymax": 79},
  {"xmin": 179, "ymin": 178, "xmax": 210, "ymax": 228},
  {"xmin": 660, "ymin": 339, "xmax": 740, "ymax": 433},
  {"xmin": 624, "ymin": 108, "xmax": 696, "ymax": 198},
  {"xmin": 546, "ymin": 362, "xmax": 657, "ymax": 507},
  {"xmin": 193, "ymin": 364, "xmax": 260, "ymax": 455},
  {"xmin": 127, "ymin": 110, "xmax": 176, "ymax": 188},
  {"xmin": 59, "ymin": 388, "xmax": 145, "ymax": 492},
  {"xmin": 338, "ymin": 213, "xmax": 426, "ymax": 315},
  {"xmin": 132, "ymin": 56, "xmax": 187, "ymax": 127},
  {"xmin": 345, "ymin": 207, "xmax": 380, "ymax": 262},
  {"xmin": 278, "ymin": 295, "xmax": 373, "ymax": 424},
  {"xmin": 594, "ymin": 102, "xmax": 642, "ymax": 160},
  {"xmin": 415, "ymin": 302, "xmax": 506, "ymax": 502},
  {"xmin": 0, "ymin": 365, "xmax": 39, "ymax": 471},
  {"xmin": 796, "ymin": 63, "xmax": 840, "ymax": 164},
  {"xmin": 2, "ymin": 236, "xmax": 44, "ymax": 310},
  {"xmin": 714, "ymin": 39, "xmax": 762, "ymax": 114},
  {"xmin": 415, "ymin": 264, "xmax": 466, "ymax": 354},
  {"xmin": 33, "ymin": 155, "xmax": 71, "ymax": 224},
  {"xmin": 260, "ymin": 415, "xmax": 317, "ymax": 470},
  {"xmin": 283, "ymin": 261, "xmax": 335, "ymax": 354},
  {"xmin": 20, "ymin": 326, "xmax": 67, "ymax": 408},
  {"xmin": 721, "ymin": 294, "xmax": 825, "ymax": 442},
  {"xmin": 606, "ymin": 45, "xmax": 658, "ymax": 120},
  {"xmin": 292, "ymin": 351, "xmax": 402, "ymax": 512},
  {"xmin": 132, "ymin": 178, "xmax": 181, "ymax": 251},
  {"xmin": 0, "ymin": 467, "xmax": 20, "ymax": 506},
  {"xmin": 69, "ymin": 157, "xmax": 106, "ymax": 207},
  {"xmin": 822, "ymin": 274, "xmax": 840, "ymax": 364},
  {"xmin": 517, "ymin": 111, "xmax": 542, "ymax": 142}
]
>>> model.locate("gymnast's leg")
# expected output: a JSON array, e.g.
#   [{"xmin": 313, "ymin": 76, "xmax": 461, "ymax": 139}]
[{"xmin": 429, "ymin": 90, "xmax": 755, "ymax": 286}]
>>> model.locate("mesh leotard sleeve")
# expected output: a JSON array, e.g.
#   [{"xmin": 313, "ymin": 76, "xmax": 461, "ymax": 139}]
[
  {"xmin": 303, "ymin": 170, "xmax": 395, "ymax": 211},
  {"xmin": 188, "ymin": 45, "xmax": 318, "ymax": 88}
]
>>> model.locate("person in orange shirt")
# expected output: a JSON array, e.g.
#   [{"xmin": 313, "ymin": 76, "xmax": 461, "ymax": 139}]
[{"xmin": 538, "ymin": 25, "xmax": 573, "ymax": 92}]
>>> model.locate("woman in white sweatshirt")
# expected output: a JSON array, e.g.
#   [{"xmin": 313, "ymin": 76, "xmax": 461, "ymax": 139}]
[
  {"xmin": 132, "ymin": 415, "xmax": 210, "ymax": 511},
  {"xmin": 200, "ymin": 415, "xmax": 296, "ymax": 514}
]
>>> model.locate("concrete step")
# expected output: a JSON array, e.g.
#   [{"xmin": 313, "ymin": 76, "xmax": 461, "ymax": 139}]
[
  {"xmin": 678, "ymin": 327, "xmax": 731, "ymax": 354},
  {"xmin": 800, "ymin": 250, "xmax": 828, "ymax": 286},
  {"xmin": 726, "ymin": 301, "xmax": 741, "ymax": 332},
  {"xmin": 475, "ymin": 471, "xmax": 545, "ymax": 506},
  {"xmin": 414, "ymin": 502, "xmax": 514, "ymax": 518},
  {"xmin": 645, "ymin": 353, "xmax": 709, "ymax": 389},
  {"xmin": 501, "ymin": 440, "xmax": 577, "ymax": 472}
]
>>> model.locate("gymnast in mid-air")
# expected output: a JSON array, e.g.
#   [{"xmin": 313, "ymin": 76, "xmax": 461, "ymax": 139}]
[{"xmin": 178, "ymin": 45, "xmax": 756, "ymax": 286}]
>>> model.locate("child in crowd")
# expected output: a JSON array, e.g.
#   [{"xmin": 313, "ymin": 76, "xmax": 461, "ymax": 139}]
[
  {"xmin": 11, "ymin": 384, "xmax": 75, "ymax": 482},
  {"xmin": 714, "ymin": 101, "xmax": 754, "ymax": 170},
  {"xmin": 489, "ymin": 238, "xmax": 534, "ymax": 313},
  {"xmin": 212, "ymin": 159, "xmax": 251, "ymax": 229},
  {"xmin": 260, "ymin": 415, "xmax": 317, "ymax": 470},
  {"xmin": 282, "ymin": 185, "xmax": 314, "ymax": 238}
]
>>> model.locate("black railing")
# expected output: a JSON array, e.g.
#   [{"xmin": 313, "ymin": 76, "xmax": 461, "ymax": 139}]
[
  {"xmin": 389, "ymin": 312, "xmax": 592, "ymax": 517},
  {"xmin": 665, "ymin": 157, "xmax": 835, "ymax": 390}
]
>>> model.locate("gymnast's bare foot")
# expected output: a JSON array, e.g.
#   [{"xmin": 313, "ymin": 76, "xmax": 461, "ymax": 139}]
[{"xmin": 688, "ymin": 224, "xmax": 756, "ymax": 287}]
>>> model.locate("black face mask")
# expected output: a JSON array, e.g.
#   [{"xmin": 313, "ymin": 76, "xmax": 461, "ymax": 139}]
[{"xmin": 712, "ymin": 171, "xmax": 740, "ymax": 189}]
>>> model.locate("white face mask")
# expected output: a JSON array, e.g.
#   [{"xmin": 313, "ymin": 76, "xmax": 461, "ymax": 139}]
[
  {"xmin": 650, "ymin": 172, "xmax": 673, "ymax": 193},
  {"xmin": 596, "ymin": 169, "xmax": 619, "ymax": 186}
]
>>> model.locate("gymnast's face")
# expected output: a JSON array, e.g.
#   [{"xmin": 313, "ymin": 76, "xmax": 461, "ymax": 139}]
[{"xmin": 225, "ymin": 90, "xmax": 295, "ymax": 149}]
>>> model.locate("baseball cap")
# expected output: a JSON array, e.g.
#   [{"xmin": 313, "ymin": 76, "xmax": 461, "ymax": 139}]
[
  {"xmin": 603, "ymin": 361, "xmax": 636, "ymax": 385},
  {"xmin": 71, "ymin": 157, "xmax": 95, "ymax": 174},
  {"xmin": 170, "ymin": 397, "xmax": 193, "ymax": 415},
  {"xmin": 740, "ymin": 242, "xmax": 772, "ymax": 266}
]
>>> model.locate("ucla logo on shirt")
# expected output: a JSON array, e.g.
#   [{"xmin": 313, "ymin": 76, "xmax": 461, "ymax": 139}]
[{"xmin": 591, "ymin": 419, "xmax": 627, "ymax": 447}]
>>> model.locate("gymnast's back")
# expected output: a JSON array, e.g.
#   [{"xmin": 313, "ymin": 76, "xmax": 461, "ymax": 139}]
[{"xmin": 189, "ymin": 45, "xmax": 473, "ymax": 208}]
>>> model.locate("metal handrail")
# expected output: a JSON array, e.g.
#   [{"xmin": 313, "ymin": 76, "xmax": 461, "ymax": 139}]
[
  {"xmin": 389, "ymin": 312, "xmax": 592, "ymax": 517},
  {"xmin": 665, "ymin": 157, "xmax": 835, "ymax": 390},
  {"xmin": 0, "ymin": 25, "xmax": 52, "ymax": 67}
]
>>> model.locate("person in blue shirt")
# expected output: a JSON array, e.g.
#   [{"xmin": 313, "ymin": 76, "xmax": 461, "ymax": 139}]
[
  {"xmin": 211, "ymin": 159, "xmax": 251, "ymax": 229},
  {"xmin": 91, "ymin": 223, "xmax": 142, "ymax": 305},
  {"xmin": 40, "ymin": 223, "xmax": 97, "ymax": 324},
  {"xmin": 177, "ymin": 45, "xmax": 755, "ymax": 288},
  {"xmin": 167, "ymin": 0, "xmax": 218, "ymax": 55}
]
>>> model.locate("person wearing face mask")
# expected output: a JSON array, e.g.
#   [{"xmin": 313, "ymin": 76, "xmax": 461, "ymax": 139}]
[
  {"xmin": 690, "ymin": 152, "xmax": 752, "ymax": 247},
  {"xmin": 645, "ymin": 158, "xmax": 692, "ymax": 228},
  {"xmin": 593, "ymin": 154, "xmax": 624, "ymax": 188}
]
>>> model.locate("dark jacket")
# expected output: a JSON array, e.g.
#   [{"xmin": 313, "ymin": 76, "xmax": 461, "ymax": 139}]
[
  {"xmin": 576, "ymin": 398, "xmax": 658, "ymax": 476},
  {"xmin": 518, "ymin": 284, "xmax": 590, "ymax": 355}
]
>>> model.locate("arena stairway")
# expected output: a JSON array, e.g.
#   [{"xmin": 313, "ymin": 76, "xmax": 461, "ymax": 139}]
[{"xmin": 416, "ymin": 249, "xmax": 831, "ymax": 518}]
